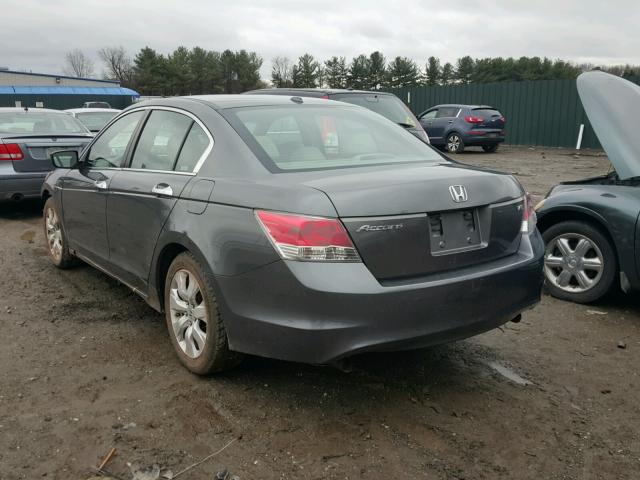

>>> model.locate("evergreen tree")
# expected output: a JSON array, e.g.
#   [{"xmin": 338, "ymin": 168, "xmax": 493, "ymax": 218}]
[
  {"xmin": 348, "ymin": 54, "xmax": 371, "ymax": 89},
  {"xmin": 425, "ymin": 56, "xmax": 441, "ymax": 86},
  {"xmin": 386, "ymin": 56, "xmax": 421, "ymax": 88},
  {"xmin": 324, "ymin": 56, "xmax": 348, "ymax": 88},
  {"xmin": 132, "ymin": 47, "xmax": 167, "ymax": 95},
  {"xmin": 166, "ymin": 46, "xmax": 191, "ymax": 95},
  {"xmin": 369, "ymin": 51, "xmax": 387, "ymax": 89},
  {"xmin": 440, "ymin": 62, "xmax": 454, "ymax": 85},
  {"xmin": 455, "ymin": 56, "xmax": 475, "ymax": 84},
  {"xmin": 293, "ymin": 53, "xmax": 320, "ymax": 88}
]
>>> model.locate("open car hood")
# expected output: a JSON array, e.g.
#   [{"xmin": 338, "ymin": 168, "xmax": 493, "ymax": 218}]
[{"xmin": 578, "ymin": 71, "xmax": 640, "ymax": 180}]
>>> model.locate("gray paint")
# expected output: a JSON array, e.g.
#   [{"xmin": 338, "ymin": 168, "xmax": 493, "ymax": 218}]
[{"xmin": 42, "ymin": 94, "xmax": 544, "ymax": 364}]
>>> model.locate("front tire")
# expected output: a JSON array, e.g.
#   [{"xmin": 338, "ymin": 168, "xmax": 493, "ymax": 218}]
[
  {"xmin": 446, "ymin": 133, "xmax": 465, "ymax": 153},
  {"xmin": 43, "ymin": 198, "xmax": 75, "ymax": 269},
  {"xmin": 164, "ymin": 252, "xmax": 241, "ymax": 374},
  {"xmin": 542, "ymin": 220, "xmax": 616, "ymax": 303}
]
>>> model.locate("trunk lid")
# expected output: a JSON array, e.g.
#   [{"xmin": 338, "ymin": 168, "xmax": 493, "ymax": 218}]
[
  {"xmin": 3, "ymin": 134, "xmax": 92, "ymax": 173},
  {"xmin": 304, "ymin": 163, "xmax": 524, "ymax": 281},
  {"xmin": 577, "ymin": 71, "xmax": 640, "ymax": 180}
]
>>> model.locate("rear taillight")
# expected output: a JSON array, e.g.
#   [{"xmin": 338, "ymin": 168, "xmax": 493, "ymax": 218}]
[
  {"xmin": 256, "ymin": 210, "xmax": 361, "ymax": 262},
  {"xmin": 464, "ymin": 116, "xmax": 484, "ymax": 124},
  {"xmin": 499, "ymin": 116, "xmax": 506, "ymax": 123},
  {"xmin": 0, "ymin": 143, "xmax": 24, "ymax": 161},
  {"xmin": 521, "ymin": 193, "xmax": 537, "ymax": 234}
]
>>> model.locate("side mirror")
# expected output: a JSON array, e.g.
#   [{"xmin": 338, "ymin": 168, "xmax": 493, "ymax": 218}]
[{"xmin": 51, "ymin": 150, "xmax": 79, "ymax": 169}]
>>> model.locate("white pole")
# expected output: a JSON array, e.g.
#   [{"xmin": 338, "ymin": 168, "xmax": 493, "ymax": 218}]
[
  {"xmin": 407, "ymin": 92, "xmax": 411, "ymax": 104},
  {"xmin": 576, "ymin": 123, "xmax": 584, "ymax": 150}
]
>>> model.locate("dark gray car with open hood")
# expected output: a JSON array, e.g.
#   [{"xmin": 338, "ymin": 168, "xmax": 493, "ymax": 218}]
[
  {"xmin": 41, "ymin": 94, "xmax": 543, "ymax": 374},
  {"xmin": 537, "ymin": 71, "xmax": 640, "ymax": 303}
]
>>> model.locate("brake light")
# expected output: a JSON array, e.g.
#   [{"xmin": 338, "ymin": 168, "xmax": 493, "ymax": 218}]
[
  {"xmin": 521, "ymin": 193, "xmax": 537, "ymax": 234},
  {"xmin": 464, "ymin": 116, "xmax": 484, "ymax": 124},
  {"xmin": 499, "ymin": 116, "xmax": 506, "ymax": 123},
  {"xmin": 0, "ymin": 143, "xmax": 24, "ymax": 161},
  {"xmin": 321, "ymin": 94, "xmax": 329, "ymax": 100},
  {"xmin": 256, "ymin": 210, "xmax": 360, "ymax": 262}
]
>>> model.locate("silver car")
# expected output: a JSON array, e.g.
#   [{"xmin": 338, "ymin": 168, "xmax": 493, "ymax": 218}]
[{"xmin": 0, "ymin": 107, "xmax": 92, "ymax": 202}]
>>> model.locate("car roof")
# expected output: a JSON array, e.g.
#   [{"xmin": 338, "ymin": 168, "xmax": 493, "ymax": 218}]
[
  {"xmin": 0, "ymin": 107, "xmax": 69, "ymax": 114},
  {"xmin": 135, "ymin": 94, "xmax": 356, "ymax": 110},
  {"xmin": 246, "ymin": 88, "xmax": 395, "ymax": 96},
  {"xmin": 65, "ymin": 108, "xmax": 121, "ymax": 113}
]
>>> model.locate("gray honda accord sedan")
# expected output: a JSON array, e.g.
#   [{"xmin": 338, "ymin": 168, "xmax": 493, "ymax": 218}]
[{"xmin": 42, "ymin": 95, "xmax": 544, "ymax": 374}]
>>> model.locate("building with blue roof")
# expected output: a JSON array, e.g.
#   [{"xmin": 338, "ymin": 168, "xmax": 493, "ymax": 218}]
[{"xmin": 0, "ymin": 69, "xmax": 140, "ymax": 109}]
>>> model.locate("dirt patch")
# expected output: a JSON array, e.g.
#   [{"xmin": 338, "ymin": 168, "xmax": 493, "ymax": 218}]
[{"xmin": 0, "ymin": 147, "xmax": 638, "ymax": 479}]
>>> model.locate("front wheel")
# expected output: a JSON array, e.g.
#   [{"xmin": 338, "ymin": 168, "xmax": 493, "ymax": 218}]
[
  {"xmin": 446, "ymin": 133, "xmax": 465, "ymax": 153},
  {"xmin": 542, "ymin": 221, "xmax": 617, "ymax": 303},
  {"xmin": 164, "ymin": 252, "xmax": 241, "ymax": 374},
  {"xmin": 482, "ymin": 144, "xmax": 499, "ymax": 153}
]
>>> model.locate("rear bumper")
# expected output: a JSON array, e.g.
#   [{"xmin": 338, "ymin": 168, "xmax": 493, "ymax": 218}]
[
  {"xmin": 0, "ymin": 168, "xmax": 47, "ymax": 201},
  {"xmin": 462, "ymin": 133, "xmax": 505, "ymax": 145},
  {"xmin": 215, "ymin": 230, "xmax": 544, "ymax": 364}
]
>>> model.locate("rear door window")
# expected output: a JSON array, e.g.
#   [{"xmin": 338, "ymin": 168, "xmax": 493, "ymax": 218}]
[
  {"xmin": 129, "ymin": 110, "xmax": 193, "ymax": 171},
  {"xmin": 174, "ymin": 123, "xmax": 210, "ymax": 173},
  {"xmin": 436, "ymin": 107, "xmax": 459, "ymax": 118}
]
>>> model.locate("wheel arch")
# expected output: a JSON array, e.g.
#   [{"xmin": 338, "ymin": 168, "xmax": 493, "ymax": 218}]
[
  {"xmin": 537, "ymin": 206, "xmax": 620, "ymax": 265},
  {"xmin": 148, "ymin": 234, "xmax": 213, "ymax": 313}
]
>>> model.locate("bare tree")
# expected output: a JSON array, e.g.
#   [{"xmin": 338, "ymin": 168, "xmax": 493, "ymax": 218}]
[
  {"xmin": 63, "ymin": 49, "xmax": 94, "ymax": 78},
  {"xmin": 99, "ymin": 46, "xmax": 133, "ymax": 84},
  {"xmin": 271, "ymin": 56, "xmax": 293, "ymax": 87}
]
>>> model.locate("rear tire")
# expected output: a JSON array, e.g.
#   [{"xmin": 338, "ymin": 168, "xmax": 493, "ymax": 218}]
[
  {"xmin": 541, "ymin": 220, "xmax": 616, "ymax": 303},
  {"xmin": 482, "ymin": 144, "xmax": 499, "ymax": 153},
  {"xmin": 164, "ymin": 252, "xmax": 241, "ymax": 374},
  {"xmin": 43, "ymin": 198, "xmax": 75, "ymax": 269},
  {"xmin": 446, "ymin": 133, "xmax": 465, "ymax": 153}
]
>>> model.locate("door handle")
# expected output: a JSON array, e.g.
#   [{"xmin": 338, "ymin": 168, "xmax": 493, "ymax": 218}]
[
  {"xmin": 94, "ymin": 180, "xmax": 107, "ymax": 190},
  {"xmin": 152, "ymin": 183, "xmax": 173, "ymax": 196},
  {"xmin": 447, "ymin": 120, "xmax": 454, "ymax": 124}
]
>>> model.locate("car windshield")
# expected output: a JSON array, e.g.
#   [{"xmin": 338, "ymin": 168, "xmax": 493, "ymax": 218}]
[
  {"xmin": 75, "ymin": 111, "xmax": 118, "ymax": 131},
  {"xmin": 331, "ymin": 93, "xmax": 418, "ymax": 128},
  {"xmin": 225, "ymin": 104, "xmax": 443, "ymax": 172},
  {"xmin": 0, "ymin": 111, "xmax": 88, "ymax": 134}
]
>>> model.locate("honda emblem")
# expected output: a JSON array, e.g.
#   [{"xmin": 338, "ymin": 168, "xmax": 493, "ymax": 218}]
[{"xmin": 449, "ymin": 185, "xmax": 468, "ymax": 203}]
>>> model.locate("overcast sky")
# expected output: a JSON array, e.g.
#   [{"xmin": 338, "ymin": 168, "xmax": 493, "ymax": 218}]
[{"xmin": 4, "ymin": 0, "xmax": 640, "ymax": 79}]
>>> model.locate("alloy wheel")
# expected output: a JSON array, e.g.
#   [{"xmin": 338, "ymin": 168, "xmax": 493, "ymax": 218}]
[
  {"xmin": 169, "ymin": 269, "xmax": 208, "ymax": 358},
  {"xmin": 544, "ymin": 233, "xmax": 604, "ymax": 293},
  {"xmin": 45, "ymin": 207, "xmax": 63, "ymax": 261},
  {"xmin": 447, "ymin": 135, "xmax": 461, "ymax": 152}
]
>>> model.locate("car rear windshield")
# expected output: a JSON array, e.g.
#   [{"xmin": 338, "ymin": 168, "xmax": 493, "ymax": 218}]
[
  {"xmin": 330, "ymin": 93, "xmax": 419, "ymax": 128},
  {"xmin": 0, "ymin": 111, "xmax": 88, "ymax": 134},
  {"xmin": 75, "ymin": 111, "xmax": 118, "ymax": 131},
  {"xmin": 471, "ymin": 108, "xmax": 502, "ymax": 119},
  {"xmin": 224, "ymin": 104, "xmax": 443, "ymax": 172}
]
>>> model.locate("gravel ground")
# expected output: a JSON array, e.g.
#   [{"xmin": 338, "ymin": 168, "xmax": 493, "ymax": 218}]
[{"xmin": 0, "ymin": 146, "xmax": 638, "ymax": 480}]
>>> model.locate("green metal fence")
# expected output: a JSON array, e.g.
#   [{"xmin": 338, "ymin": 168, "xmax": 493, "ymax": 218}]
[{"xmin": 388, "ymin": 76, "xmax": 640, "ymax": 149}]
